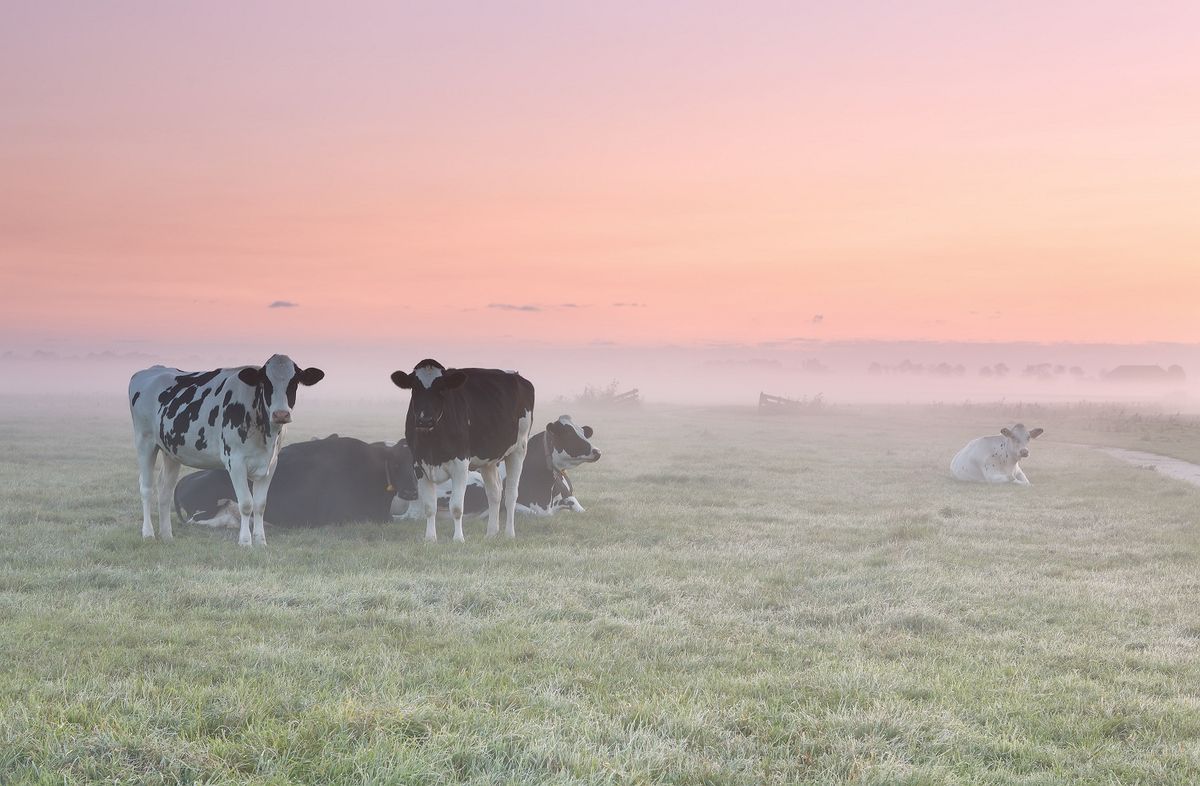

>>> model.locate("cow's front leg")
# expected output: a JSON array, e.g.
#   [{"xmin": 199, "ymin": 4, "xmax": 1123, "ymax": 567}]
[
  {"xmin": 449, "ymin": 460, "xmax": 468, "ymax": 543},
  {"xmin": 228, "ymin": 463, "xmax": 255, "ymax": 547},
  {"xmin": 1013, "ymin": 467, "xmax": 1032, "ymax": 486},
  {"xmin": 480, "ymin": 464, "xmax": 502, "ymax": 538},
  {"xmin": 419, "ymin": 474, "xmax": 438, "ymax": 542},
  {"xmin": 156, "ymin": 455, "xmax": 182, "ymax": 543},
  {"xmin": 250, "ymin": 472, "xmax": 272, "ymax": 546}
]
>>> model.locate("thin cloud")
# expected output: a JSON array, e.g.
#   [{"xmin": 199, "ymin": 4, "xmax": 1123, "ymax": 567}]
[
  {"xmin": 488, "ymin": 303, "xmax": 541, "ymax": 312},
  {"xmin": 612, "ymin": 302, "xmax": 647, "ymax": 308},
  {"xmin": 812, "ymin": 314, "xmax": 824, "ymax": 324},
  {"xmin": 269, "ymin": 300, "xmax": 299, "ymax": 309}
]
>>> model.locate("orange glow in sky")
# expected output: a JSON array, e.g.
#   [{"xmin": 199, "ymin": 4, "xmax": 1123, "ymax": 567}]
[{"xmin": 2, "ymin": 2, "xmax": 1199, "ymax": 349}]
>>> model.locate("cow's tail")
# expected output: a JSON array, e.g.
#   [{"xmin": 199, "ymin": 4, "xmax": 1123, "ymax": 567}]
[{"xmin": 173, "ymin": 489, "xmax": 187, "ymax": 524}]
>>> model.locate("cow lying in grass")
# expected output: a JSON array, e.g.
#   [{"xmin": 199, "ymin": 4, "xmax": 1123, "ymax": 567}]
[
  {"xmin": 951, "ymin": 423, "xmax": 1044, "ymax": 485},
  {"xmin": 176, "ymin": 435, "xmax": 417, "ymax": 529}
]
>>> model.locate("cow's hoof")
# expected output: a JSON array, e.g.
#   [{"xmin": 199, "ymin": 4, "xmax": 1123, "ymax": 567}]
[
  {"xmin": 253, "ymin": 538, "xmax": 266, "ymax": 547},
  {"xmin": 505, "ymin": 531, "xmax": 516, "ymax": 539},
  {"xmin": 142, "ymin": 532, "xmax": 156, "ymax": 541},
  {"xmin": 238, "ymin": 538, "xmax": 252, "ymax": 547},
  {"xmin": 424, "ymin": 535, "xmax": 438, "ymax": 544},
  {"xmin": 453, "ymin": 535, "xmax": 465, "ymax": 544},
  {"xmin": 160, "ymin": 533, "xmax": 173, "ymax": 544},
  {"xmin": 485, "ymin": 530, "xmax": 499, "ymax": 539}
]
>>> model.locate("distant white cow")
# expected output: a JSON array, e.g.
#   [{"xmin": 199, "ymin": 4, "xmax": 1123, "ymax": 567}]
[{"xmin": 950, "ymin": 423, "xmax": 1044, "ymax": 485}]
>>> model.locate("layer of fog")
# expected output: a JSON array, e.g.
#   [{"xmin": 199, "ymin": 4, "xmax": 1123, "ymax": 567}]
[{"xmin": 3, "ymin": 340, "xmax": 1197, "ymax": 411}]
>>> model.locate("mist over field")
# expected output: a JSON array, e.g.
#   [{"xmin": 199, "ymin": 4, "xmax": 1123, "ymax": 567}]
[
  {"xmin": 3, "ymin": 339, "xmax": 1196, "ymax": 409},
  {"xmin": 5, "ymin": 1, "xmax": 1200, "ymax": 782}
]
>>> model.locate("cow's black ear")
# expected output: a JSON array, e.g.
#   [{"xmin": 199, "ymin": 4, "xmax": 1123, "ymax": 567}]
[
  {"xmin": 1000, "ymin": 427, "xmax": 1013, "ymax": 438},
  {"xmin": 440, "ymin": 371, "xmax": 467, "ymax": 390},
  {"xmin": 391, "ymin": 371, "xmax": 414, "ymax": 389},
  {"xmin": 238, "ymin": 367, "xmax": 263, "ymax": 386},
  {"xmin": 1029, "ymin": 428, "xmax": 1044, "ymax": 439},
  {"xmin": 582, "ymin": 425, "xmax": 594, "ymax": 438},
  {"xmin": 298, "ymin": 367, "xmax": 325, "ymax": 386}
]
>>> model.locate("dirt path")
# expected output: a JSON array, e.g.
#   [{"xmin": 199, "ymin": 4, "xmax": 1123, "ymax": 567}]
[{"xmin": 1087, "ymin": 445, "xmax": 1200, "ymax": 487}]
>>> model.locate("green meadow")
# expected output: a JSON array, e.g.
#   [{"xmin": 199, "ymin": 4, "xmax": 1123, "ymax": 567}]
[{"xmin": 2, "ymin": 397, "xmax": 1199, "ymax": 784}]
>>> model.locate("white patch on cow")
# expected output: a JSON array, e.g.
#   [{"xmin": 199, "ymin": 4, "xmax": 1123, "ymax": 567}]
[
  {"xmin": 560, "ymin": 496, "xmax": 585, "ymax": 513},
  {"xmin": 414, "ymin": 365, "xmax": 443, "ymax": 389}
]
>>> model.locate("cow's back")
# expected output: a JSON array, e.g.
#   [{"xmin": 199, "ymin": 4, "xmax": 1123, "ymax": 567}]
[
  {"xmin": 950, "ymin": 436, "xmax": 988, "ymax": 481},
  {"xmin": 268, "ymin": 437, "xmax": 392, "ymax": 526},
  {"xmin": 128, "ymin": 366, "xmax": 180, "ymax": 430},
  {"xmin": 459, "ymin": 369, "xmax": 535, "ymax": 460}
]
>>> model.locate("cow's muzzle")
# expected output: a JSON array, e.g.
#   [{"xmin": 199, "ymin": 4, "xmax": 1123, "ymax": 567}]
[
  {"xmin": 1019, "ymin": 449, "xmax": 1029, "ymax": 458},
  {"xmin": 271, "ymin": 410, "xmax": 293, "ymax": 424},
  {"xmin": 586, "ymin": 449, "xmax": 602, "ymax": 462}
]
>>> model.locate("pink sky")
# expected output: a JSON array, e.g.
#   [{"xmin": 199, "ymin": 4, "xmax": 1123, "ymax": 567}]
[{"xmin": 3, "ymin": 1, "xmax": 1199, "ymax": 350}]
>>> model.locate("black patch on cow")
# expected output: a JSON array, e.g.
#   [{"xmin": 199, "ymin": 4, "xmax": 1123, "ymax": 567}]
[
  {"xmin": 195, "ymin": 427, "xmax": 207, "ymax": 451},
  {"xmin": 153, "ymin": 370, "xmax": 223, "ymax": 454},
  {"xmin": 207, "ymin": 405, "xmax": 219, "ymax": 427},
  {"xmin": 130, "ymin": 391, "xmax": 140, "ymax": 408},
  {"xmin": 398, "ymin": 363, "xmax": 535, "ymax": 468},
  {"xmin": 174, "ymin": 436, "xmax": 417, "ymax": 527}
]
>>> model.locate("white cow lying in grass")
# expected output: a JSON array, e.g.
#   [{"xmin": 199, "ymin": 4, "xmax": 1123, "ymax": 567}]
[{"xmin": 951, "ymin": 423, "xmax": 1044, "ymax": 485}]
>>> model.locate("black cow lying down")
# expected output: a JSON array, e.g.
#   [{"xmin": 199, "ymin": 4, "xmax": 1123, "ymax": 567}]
[{"xmin": 175, "ymin": 436, "xmax": 417, "ymax": 529}]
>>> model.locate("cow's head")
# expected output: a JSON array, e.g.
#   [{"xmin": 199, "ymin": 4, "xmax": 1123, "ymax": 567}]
[
  {"xmin": 390, "ymin": 359, "xmax": 466, "ymax": 432},
  {"xmin": 545, "ymin": 415, "xmax": 601, "ymax": 471},
  {"xmin": 237, "ymin": 354, "xmax": 324, "ymax": 426},
  {"xmin": 385, "ymin": 442, "xmax": 419, "ymax": 501},
  {"xmin": 1000, "ymin": 423, "xmax": 1044, "ymax": 459}
]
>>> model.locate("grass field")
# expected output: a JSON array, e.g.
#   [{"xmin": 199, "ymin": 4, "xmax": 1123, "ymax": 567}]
[{"xmin": 2, "ymin": 396, "xmax": 1200, "ymax": 784}]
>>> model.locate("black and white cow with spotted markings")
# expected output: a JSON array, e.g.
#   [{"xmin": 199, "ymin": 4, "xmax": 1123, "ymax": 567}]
[
  {"xmin": 390, "ymin": 359, "xmax": 534, "ymax": 542},
  {"xmin": 128, "ymin": 354, "xmax": 324, "ymax": 546}
]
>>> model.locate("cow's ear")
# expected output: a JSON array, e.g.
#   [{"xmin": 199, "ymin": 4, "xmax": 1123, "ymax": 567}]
[
  {"xmin": 238, "ymin": 367, "xmax": 263, "ymax": 386},
  {"xmin": 391, "ymin": 371, "xmax": 415, "ymax": 389},
  {"xmin": 1000, "ymin": 427, "xmax": 1013, "ymax": 439},
  {"xmin": 298, "ymin": 367, "xmax": 325, "ymax": 386},
  {"xmin": 582, "ymin": 425, "xmax": 594, "ymax": 438},
  {"xmin": 1029, "ymin": 428, "xmax": 1044, "ymax": 439},
  {"xmin": 439, "ymin": 371, "xmax": 467, "ymax": 390}
]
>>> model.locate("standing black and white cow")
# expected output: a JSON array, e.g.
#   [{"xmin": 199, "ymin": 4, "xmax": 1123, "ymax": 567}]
[
  {"xmin": 390, "ymin": 359, "xmax": 535, "ymax": 542},
  {"xmin": 128, "ymin": 354, "xmax": 324, "ymax": 545}
]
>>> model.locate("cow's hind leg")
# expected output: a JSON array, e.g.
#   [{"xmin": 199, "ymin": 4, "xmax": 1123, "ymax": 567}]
[
  {"xmin": 156, "ymin": 455, "xmax": 182, "ymax": 543},
  {"xmin": 135, "ymin": 438, "xmax": 159, "ymax": 540},
  {"xmin": 502, "ymin": 449, "xmax": 527, "ymax": 539},
  {"xmin": 480, "ymin": 464, "xmax": 502, "ymax": 538}
]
